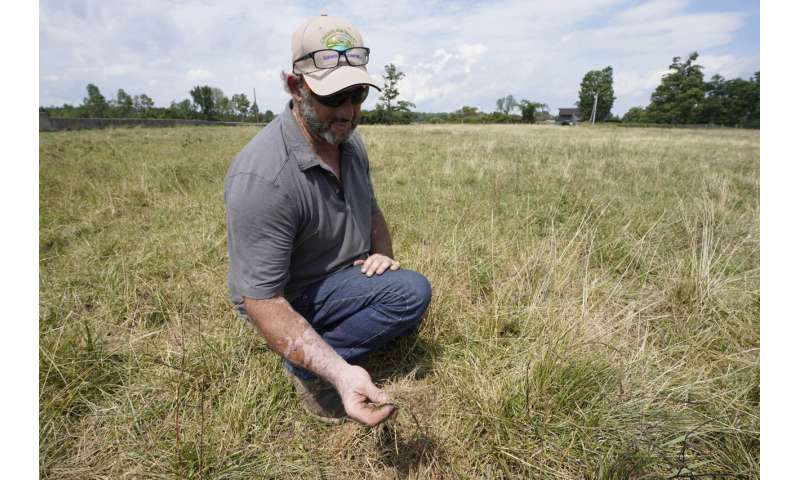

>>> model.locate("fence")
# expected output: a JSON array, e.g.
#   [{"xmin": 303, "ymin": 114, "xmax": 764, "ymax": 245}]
[{"xmin": 39, "ymin": 111, "xmax": 265, "ymax": 132}]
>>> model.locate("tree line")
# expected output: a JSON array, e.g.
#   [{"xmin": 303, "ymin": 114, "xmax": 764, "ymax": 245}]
[
  {"xmin": 622, "ymin": 52, "xmax": 759, "ymax": 127},
  {"xmin": 359, "ymin": 64, "xmax": 553, "ymax": 125},
  {"xmin": 43, "ymin": 84, "xmax": 274, "ymax": 123},
  {"xmin": 42, "ymin": 52, "xmax": 758, "ymax": 128}
]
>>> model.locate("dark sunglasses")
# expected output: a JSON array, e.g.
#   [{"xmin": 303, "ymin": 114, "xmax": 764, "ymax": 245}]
[{"xmin": 311, "ymin": 86, "xmax": 369, "ymax": 108}]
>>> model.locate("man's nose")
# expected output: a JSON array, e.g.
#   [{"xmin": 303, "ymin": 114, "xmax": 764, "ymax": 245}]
[{"xmin": 333, "ymin": 100, "xmax": 354, "ymax": 119}]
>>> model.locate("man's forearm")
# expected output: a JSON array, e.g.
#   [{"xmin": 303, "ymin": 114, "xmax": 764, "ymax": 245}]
[
  {"xmin": 245, "ymin": 294, "xmax": 395, "ymax": 425},
  {"xmin": 244, "ymin": 296, "xmax": 349, "ymax": 387},
  {"xmin": 370, "ymin": 208, "xmax": 394, "ymax": 258}
]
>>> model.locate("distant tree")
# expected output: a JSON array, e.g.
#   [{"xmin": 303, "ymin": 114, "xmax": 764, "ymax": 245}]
[
  {"xmin": 647, "ymin": 52, "xmax": 705, "ymax": 124},
  {"xmin": 169, "ymin": 99, "xmax": 195, "ymax": 119},
  {"xmin": 263, "ymin": 110, "xmax": 275, "ymax": 123},
  {"xmin": 134, "ymin": 94, "xmax": 155, "ymax": 117},
  {"xmin": 450, "ymin": 105, "xmax": 481, "ymax": 123},
  {"xmin": 379, "ymin": 64, "xmax": 413, "ymax": 111},
  {"xmin": 396, "ymin": 99, "xmax": 416, "ymax": 113},
  {"xmin": 370, "ymin": 64, "xmax": 414, "ymax": 124},
  {"xmin": 697, "ymin": 73, "xmax": 735, "ymax": 125},
  {"xmin": 190, "ymin": 85, "xmax": 216, "ymax": 120},
  {"xmin": 211, "ymin": 88, "xmax": 232, "ymax": 120},
  {"xmin": 747, "ymin": 71, "xmax": 760, "ymax": 127},
  {"xmin": 577, "ymin": 66, "xmax": 615, "ymax": 122},
  {"xmin": 52, "ymin": 103, "xmax": 81, "ymax": 118},
  {"xmin": 230, "ymin": 93, "xmax": 251, "ymax": 120},
  {"xmin": 378, "ymin": 63, "xmax": 404, "ymax": 111},
  {"xmin": 495, "ymin": 95, "xmax": 518, "ymax": 115},
  {"xmin": 249, "ymin": 101, "xmax": 261, "ymax": 123},
  {"xmin": 518, "ymin": 100, "xmax": 549, "ymax": 123},
  {"xmin": 114, "ymin": 89, "xmax": 134, "ymax": 117},
  {"xmin": 622, "ymin": 106, "xmax": 649, "ymax": 123},
  {"xmin": 81, "ymin": 83, "xmax": 109, "ymax": 117}
]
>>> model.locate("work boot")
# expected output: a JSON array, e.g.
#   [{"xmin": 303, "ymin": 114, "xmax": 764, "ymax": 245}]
[{"xmin": 288, "ymin": 372, "xmax": 347, "ymax": 424}]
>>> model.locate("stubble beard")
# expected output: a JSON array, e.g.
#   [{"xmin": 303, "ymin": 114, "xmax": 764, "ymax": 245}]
[{"xmin": 298, "ymin": 87, "xmax": 358, "ymax": 145}]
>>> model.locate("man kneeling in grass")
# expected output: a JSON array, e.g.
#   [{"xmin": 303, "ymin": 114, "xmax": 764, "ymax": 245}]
[{"xmin": 224, "ymin": 14, "xmax": 431, "ymax": 426}]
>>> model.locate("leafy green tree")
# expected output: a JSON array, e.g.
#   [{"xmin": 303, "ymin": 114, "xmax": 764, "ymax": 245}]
[
  {"xmin": 697, "ymin": 73, "xmax": 726, "ymax": 124},
  {"xmin": 377, "ymin": 63, "xmax": 415, "ymax": 124},
  {"xmin": 367, "ymin": 69, "xmax": 410, "ymax": 124},
  {"xmin": 250, "ymin": 101, "xmax": 261, "ymax": 123},
  {"xmin": 495, "ymin": 95, "xmax": 518, "ymax": 115},
  {"xmin": 210, "ymin": 88, "xmax": 233, "ymax": 120},
  {"xmin": 458, "ymin": 106, "xmax": 480, "ymax": 117},
  {"xmin": 114, "ymin": 89, "xmax": 134, "ymax": 117},
  {"xmin": 378, "ymin": 63, "xmax": 403, "ymax": 110},
  {"xmin": 622, "ymin": 106, "xmax": 649, "ymax": 123},
  {"xmin": 518, "ymin": 100, "xmax": 549, "ymax": 123},
  {"xmin": 647, "ymin": 52, "xmax": 705, "ymax": 124},
  {"xmin": 81, "ymin": 83, "xmax": 109, "ymax": 118},
  {"xmin": 169, "ymin": 99, "xmax": 195, "ymax": 119},
  {"xmin": 231, "ymin": 93, "xmax": 251, "ymax": 120},
  {"xmin": 190, "ymin": 85, "xmax": 216, "ymax": 120},
  {"xmin": 134, "ymin": 94, "xmax": 155, "ymax": 117},
  {"xmin": 577, "ymin": 66, "xmax": 615, "ymax": 122},
  {"xmin": 449, "ymin": 105, "xmax": 481, "ymax": 123}
]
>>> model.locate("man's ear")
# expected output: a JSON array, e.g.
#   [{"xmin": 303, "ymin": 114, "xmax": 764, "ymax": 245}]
[{"xmin": 288, "ymin": 75, "xmax": 304, "ymax": 103}]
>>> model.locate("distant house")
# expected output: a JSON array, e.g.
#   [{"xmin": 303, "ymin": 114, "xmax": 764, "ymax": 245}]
[{"xmin": 556, "ymin": 108, "xmax": 579, "ymax": 126}]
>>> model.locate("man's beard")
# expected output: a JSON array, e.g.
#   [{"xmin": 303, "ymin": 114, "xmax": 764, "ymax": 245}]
[{"xmin": 298, "ymin": 88, "xmax": 358, "ymax": 145}]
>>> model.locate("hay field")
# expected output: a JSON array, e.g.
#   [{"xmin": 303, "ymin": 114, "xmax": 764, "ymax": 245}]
[{"xmin": 40, "ymin": 123, "xmax": 759, "ymax": 478}]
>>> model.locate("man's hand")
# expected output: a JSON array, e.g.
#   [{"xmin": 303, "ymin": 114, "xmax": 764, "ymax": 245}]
[
  {"xmin": 354, "ymin": 254, "xmax": 400, "ymax": 277},
  {"xmin": 334, "ymin": 365, "xmax": 396, "ymax": 426}
]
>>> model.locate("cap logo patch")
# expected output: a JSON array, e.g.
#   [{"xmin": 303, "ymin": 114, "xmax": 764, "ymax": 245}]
[{"xmin": 323, "ymin": 30, "xmax": 355, "ymax": 51}]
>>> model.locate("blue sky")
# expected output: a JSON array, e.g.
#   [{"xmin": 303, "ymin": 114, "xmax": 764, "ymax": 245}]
[{"xmin": 39, "ymin": 0, "xmax": 760, "ymax": 116}]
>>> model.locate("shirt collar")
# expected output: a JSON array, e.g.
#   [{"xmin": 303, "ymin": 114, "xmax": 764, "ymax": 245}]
[{"xmin": 280, "ymin": 100, "xmax": 355, "ymax": 172}]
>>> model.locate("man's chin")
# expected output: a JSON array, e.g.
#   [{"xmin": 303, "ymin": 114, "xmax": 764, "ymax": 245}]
[{"xmin": 323, "ymin": 126, "xmax": 355, "ymax": 145}]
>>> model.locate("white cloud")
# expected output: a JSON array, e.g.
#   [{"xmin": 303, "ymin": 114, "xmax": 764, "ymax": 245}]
[
  {"xmin": 615, "ymin": 68, "xmax": 668, "ymax": 97},
  {"xmin": 104, "ymin": 64, "xmax": 136, "ymax": 76},
  {"xmin": 700, "ymin": 53, "xmax": 760, "ymax": 79},
  {"xmin": 614, "ymin": 0, "xmax": 689, "ymax": 23},
  {"xmin": 39, "ymin": 0, "xmax": 758, "ymax": 115},
  {"xmin": 457, "ymin": 44, "xmax": 488, "ymax": 73},
  {"xmin": 185, "ymin": 69, "xmax": 212, "ymax": 82}
]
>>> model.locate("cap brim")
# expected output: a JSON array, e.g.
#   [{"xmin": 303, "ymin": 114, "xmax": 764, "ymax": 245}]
[{"xmin": 304, "ymin": 65, "xmax": 381, "ymax": 96}]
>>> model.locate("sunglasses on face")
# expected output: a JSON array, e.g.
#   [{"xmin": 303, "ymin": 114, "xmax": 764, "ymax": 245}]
[{"xmin": 311, "ymin": 86, "xmax": 370, "ymax": 108}]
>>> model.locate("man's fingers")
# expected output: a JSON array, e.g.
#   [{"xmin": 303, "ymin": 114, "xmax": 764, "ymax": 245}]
[
  {"xmin": 359, "ymin": 255, "xmax": 398, "ymax": 276},
  {"xmin": 367, "ymin": 262, "xmax": 379, "ymax": 276},
  {"xmin": 364, "ymin": 257, "xmax": 381, "ymax": 276},
  {"xmin": 354, "ymin": 383, "xmax": 395, "ymax": 425},
  {"xmin": 365, "ymin": 383, "xmax": 391, "ymax": 405},
  {"xmin": 376, "ymin": 263, "xmax": 388, "ymax": 275},
  {"xmin": 351, "ymin": 403, "xmax": 395, "ymax": 426}
]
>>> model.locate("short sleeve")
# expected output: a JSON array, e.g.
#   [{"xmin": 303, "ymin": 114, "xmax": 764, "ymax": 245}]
[
  {"xmin": 368, "ymin": 173, "xmax": 380, "ymax": 215},
  {"xmin": 225, "ymin": 173, "xmax": 297, "ymax": 300},
  {"xmin": 357, "ymin": 138, "xmax": 380, "ymax": 215}
]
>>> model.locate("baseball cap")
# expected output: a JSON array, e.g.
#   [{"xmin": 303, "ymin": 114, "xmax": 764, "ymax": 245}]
[{"xmin": 292, "ymin": 14, "xmax": 381, "ymax": 96}]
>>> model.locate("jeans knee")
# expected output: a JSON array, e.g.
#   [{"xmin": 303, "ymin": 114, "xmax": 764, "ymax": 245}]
[{"xmin": 395, "ymin": 270, "xmax": 432, "ymax": 313}]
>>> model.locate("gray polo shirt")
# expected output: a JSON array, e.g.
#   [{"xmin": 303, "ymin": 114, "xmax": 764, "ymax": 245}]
[{"xmin": 224, "ymin": 103, "xmax": 378, "ymax": 308}]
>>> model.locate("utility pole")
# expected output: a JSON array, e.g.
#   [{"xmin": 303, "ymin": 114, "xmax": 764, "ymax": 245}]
[{"xmin": 590, "ymin": 91, "xmax": 599, "ymax": 125}]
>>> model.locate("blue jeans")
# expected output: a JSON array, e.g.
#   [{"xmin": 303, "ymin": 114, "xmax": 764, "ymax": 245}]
[{"xmin": 280, "ymin": 266, "xmax": 432, "ymax": 380}]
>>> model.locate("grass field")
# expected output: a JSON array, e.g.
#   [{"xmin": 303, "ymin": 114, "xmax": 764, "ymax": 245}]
[{"xmin": 40, "ymin": 123, "xmax": 759, "ymax": 479}]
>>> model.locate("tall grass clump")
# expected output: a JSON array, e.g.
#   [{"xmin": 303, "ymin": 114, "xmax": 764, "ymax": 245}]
[{"xmin": 40, "ymin": 123, "xmax": 759, "ymax": 478}]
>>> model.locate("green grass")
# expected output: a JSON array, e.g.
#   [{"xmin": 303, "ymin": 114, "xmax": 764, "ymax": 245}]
[{"xmin": 40, "ymin": 123, "xmax": 759, "ymax": 478}]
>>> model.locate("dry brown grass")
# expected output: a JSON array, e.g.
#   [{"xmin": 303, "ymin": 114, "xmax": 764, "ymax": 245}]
[{"xmin": 40, "ymin": 123, "xmax": 759, "ymax": 478}]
